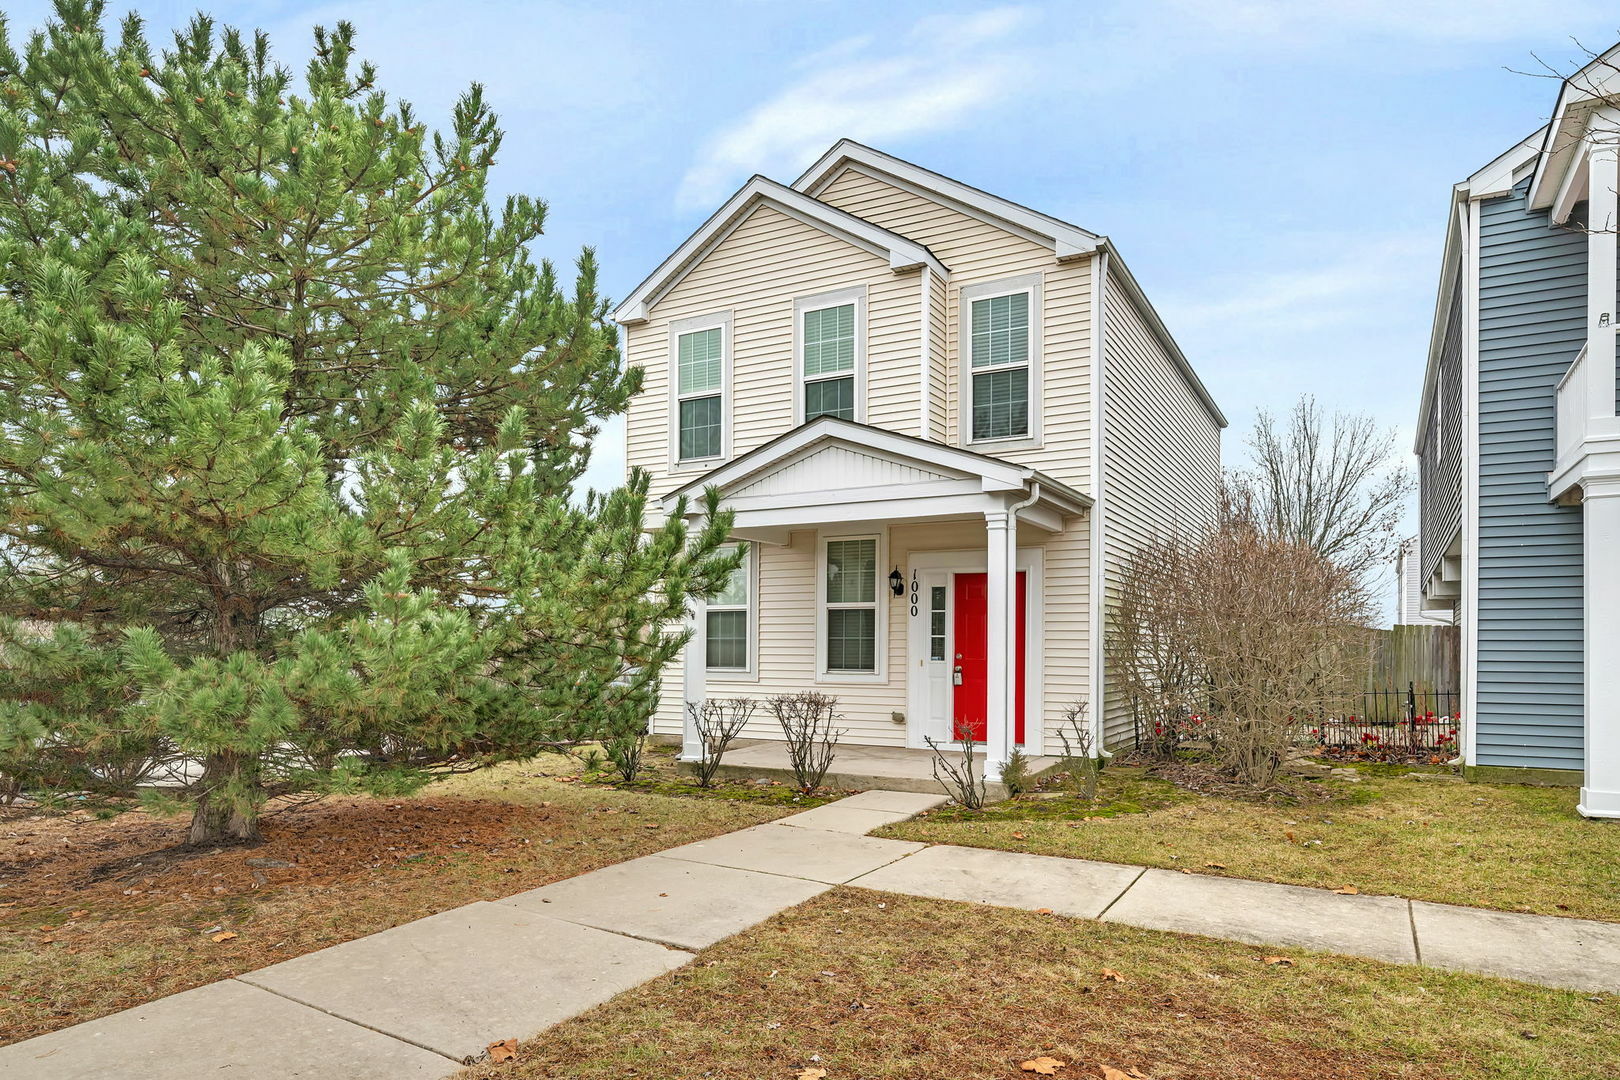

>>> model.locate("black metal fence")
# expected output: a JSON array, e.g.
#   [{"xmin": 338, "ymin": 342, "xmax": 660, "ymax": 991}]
[{"xmin": 1303, "ymin": 683, "xmax": 1461, "ymax": 757}]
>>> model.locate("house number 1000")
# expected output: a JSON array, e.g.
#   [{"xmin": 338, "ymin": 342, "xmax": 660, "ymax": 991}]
[{"xmin": 909, "ymin": 569, "xmax": 919, "ymax": 616}]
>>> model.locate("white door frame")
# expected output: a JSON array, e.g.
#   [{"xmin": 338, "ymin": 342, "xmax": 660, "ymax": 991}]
[{"xmin": 905, "ymin": 547, "xmax": 1044, "ymax": 751}]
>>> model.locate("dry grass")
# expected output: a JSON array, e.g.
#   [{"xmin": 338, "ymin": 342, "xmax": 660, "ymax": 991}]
[
  {"xmin": 457, "ymin": 888, "xmax": 1620, "ymax": 1080},
  {"xmin": 880, "ymin": 765, "xmax": 1620, "ymax": 921},
  {"xmin": 0, "ymin": 757, "xmax": 788, "ymax": 1044}
]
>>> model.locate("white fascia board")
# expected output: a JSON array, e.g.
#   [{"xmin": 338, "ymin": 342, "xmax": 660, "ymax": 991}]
[
  {"xmin": 1528, "ymin": 45, "xmax": 1620, "ymax": 209},
  {"xmin": 612, "ymin": 175, "xmax": 947, "ymax": 325},
  {"xmin": 1100, "ymin": 243, "xmax": 1228, "ymax": 429},
  {"xmin": 791, "ymin": 139, "xmax": 1101, "ymax": 260},
  {"xmin": 1468, "ymin": 128, "xmax": 1545, "ymax": 201}
]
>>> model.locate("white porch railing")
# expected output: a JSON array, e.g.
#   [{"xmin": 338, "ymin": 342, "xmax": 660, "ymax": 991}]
[{"xmin": 1556, "ymin": 343, "xmax": 1590, "ymax": 465}]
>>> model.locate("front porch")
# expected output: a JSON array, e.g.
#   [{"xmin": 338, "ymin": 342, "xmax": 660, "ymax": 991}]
[
  {"xmin": 662, "ymin": 418, "xmax": 1094, "ymax": 782},
  {"xmin": 676, "ymin": 739, "xmax": 1063, "ymax": 801}
]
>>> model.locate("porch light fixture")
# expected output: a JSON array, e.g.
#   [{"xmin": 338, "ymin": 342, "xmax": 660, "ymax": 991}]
[{"xmin": 888, "ymin": 568, "xmax": 904, "ymax": 596}]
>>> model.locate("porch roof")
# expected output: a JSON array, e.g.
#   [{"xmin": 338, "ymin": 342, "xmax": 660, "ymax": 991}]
[{"xmin": 659, "ymin": 418, "xmax": 1091, "ymax": 538}]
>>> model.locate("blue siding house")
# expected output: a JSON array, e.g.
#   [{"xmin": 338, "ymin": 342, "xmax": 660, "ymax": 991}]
[{"xmin": 1415, "ymin": 50, "xmax": 1620, "ymax": 817}]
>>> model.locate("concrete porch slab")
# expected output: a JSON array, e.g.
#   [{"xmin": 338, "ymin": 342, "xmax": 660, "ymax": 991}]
[
  {"xmin": 1100, "ymin": 869, "xmax": 1418, "ymax": 964},
  {"xmin": 848, "ymin": 843, "xmax": 1144, "ymax": 919},
  {"xmin": 499, "ymin": 856, "xmax": 830, "ymax": 950},
  {"xmin": 238, "ymin": 901, "xmax": 691, "ymax": 1063},
  {"xmin": 0, "ymin": 979, "xmax": 448, "ymax": 1080},
  {"xmin": 690, "ymin": 740, "xmax": 1061, "ymax": 801},
  {"xmin": 658, "ymin": 822, "xmax": 924, "ymax": 883},
  {"xmin": 776, "ymin": 802, "xmax": 918, "ymax": 834},
  {"xmin": 1411, "ymin": 901, "xmax": 1620, "ymax": 991}
]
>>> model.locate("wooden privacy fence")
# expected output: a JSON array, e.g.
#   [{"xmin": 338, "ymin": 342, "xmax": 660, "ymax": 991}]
[{"xmin": 1364, "ymin": 624, "xmax": 1459, "ymax": 694}]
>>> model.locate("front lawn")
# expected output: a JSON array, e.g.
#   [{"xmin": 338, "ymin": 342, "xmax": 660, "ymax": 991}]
[
  {"xmin": 0, "ymin": 757, "xmax": 790, "ymax": 1044},
  {"xmin": 879, "ymin": 764, "xmax": 1620, "ymax": 921},
  {"xmin": 459, "ymin": 888, "xmax": 1620, "ymax": 1080}
]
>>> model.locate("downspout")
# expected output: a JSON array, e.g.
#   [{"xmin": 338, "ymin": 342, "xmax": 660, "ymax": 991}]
[{"xmin": 1090, "ymin": 249, "xmax": 1113, "ymax": 758}]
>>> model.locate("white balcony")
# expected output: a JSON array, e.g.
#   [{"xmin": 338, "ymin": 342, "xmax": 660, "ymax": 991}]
[{"xmin": 1549, "ymin": 340, "xmax": 1620, "ymax": 502}]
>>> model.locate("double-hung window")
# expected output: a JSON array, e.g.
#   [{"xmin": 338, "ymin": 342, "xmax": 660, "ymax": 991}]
[
  {"xmin": 823, "ymin": 536, "xmax": 879, "ymax": 674},
  {"xmin": 963, "ymin": 275, "xmax": 1041, "ymax": 445},
  {"xmin": 673, "ymin": 314, "xmax": 729, "ymax": 464},
  {"xmin": 796, "ymin": 287, "xmax": 866, "ymax": 424},
  {"xmin": 706, "ymin": 542, "xmax": 752, "ymax": 673}
]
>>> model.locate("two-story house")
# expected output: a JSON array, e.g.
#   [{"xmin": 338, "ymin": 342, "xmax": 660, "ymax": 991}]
[
  {"xmin": 1415, "ymin": 46, "xmax": 1620, "ymax": 817},
  {"xmin": 614, "ymin": 141, "xmax": 1225, "ymax": 781}
]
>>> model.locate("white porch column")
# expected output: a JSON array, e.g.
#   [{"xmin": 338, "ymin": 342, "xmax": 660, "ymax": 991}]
[
  {"xmin": 1579, "ymin": 476, "xmax": 1620, "ymax": 818},
  {"xmin": 682, "ymin": 595, "xmax": 706, "ymax": 762},
  {"xmin": 1586, "ymin": 124, "xmax": 1620, "ymax": 422},
  {"xmin": 983, "ymin": 506, "xmax": 1016, "ymax": 781}
]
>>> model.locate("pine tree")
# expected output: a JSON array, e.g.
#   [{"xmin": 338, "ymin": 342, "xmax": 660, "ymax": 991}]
[{"xmin": 0, "ymin": 1, "xmax": 736, "ymax": 843}]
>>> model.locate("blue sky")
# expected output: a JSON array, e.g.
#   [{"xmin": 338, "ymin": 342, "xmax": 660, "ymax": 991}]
[{"xmin": 7, "ymin": 1, "xmax": 1617, "ymax": 546}]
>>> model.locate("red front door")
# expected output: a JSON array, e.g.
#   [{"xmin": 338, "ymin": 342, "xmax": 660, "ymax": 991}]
[{"xmin": 951, "ymin": 571, "xmax": 1026, "ymax": 745}]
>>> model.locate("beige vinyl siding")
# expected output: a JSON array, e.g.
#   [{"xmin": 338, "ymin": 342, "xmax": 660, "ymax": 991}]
[
  {"xmin": 651, "ymin": 518, "xmax": 1091, "ymax": 751},
  {"xmin": 927, "ymin": 268, "xmax": 948, "ymax": 437},
  {"xmin": 812, "ymin": 166, "xmax": 1093, "ymax": 493},
  {"xmin": 1099, "ymin": 268, "xmax": 1222, "ymax": 748},
  {"xmin": 624, "ymin": 203, "xmax": 921, "ymax": 492}
]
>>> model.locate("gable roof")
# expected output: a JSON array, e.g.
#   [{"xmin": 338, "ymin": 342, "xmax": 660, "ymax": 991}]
[
  {"xmin": 661, "ymin": 416, "xmax": 1092, "ymax": 515},
  {"xmin": 611, "ymin": 175, "xmax": 948, "ymax": 325},
  {"xmin": 793, "ymin": 139, "xmax": 1101, "ymax": 260},
  {"xmin": 1528, "ymin": 42, "xmax": 1620, "ymax": 216}
]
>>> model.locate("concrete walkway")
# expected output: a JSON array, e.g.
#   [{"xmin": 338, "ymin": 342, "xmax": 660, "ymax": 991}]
[{"xmin": 6, "ymin": 789, "xmax": 1619, "ymax": 1079}]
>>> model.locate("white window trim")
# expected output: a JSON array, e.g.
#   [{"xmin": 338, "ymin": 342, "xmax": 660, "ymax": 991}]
[
  {"xmin": 668, "ymin": 310, "xmax": 733, "ymax": 473},
  {"xmin": 706, "ymin": 541, "xmax": 758, "ymax": 680},
  {"xmin": 959, "ymin": 272, "xmax": 1043, "ymax": 451},
  {"xmin": 815, "ymin": 528, "xmax": 888, "ymax": 684},
  {"xmin": 793, "ymin": 285, "xmax": 868, "ymax": 426}
]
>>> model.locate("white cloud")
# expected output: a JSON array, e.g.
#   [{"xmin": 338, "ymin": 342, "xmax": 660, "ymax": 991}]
[
  {"xmin": 675, "ymin": 7, "xmax": 1037, "ymax": 211},
  {"xmin": 1159, "ymin": 0, "xmax": 1612, "ymax": 46}
]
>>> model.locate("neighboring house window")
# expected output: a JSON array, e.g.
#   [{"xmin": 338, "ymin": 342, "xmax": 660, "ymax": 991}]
[
  {"xmin": 706, "ymin": 541, "xmax": 752, "ymax": 672},
  {"xmin": 824, "ymin": 536, "xmax": 878, "ymax": 673},
  {"xmin": 795, "ymin": 286, "xmax": 866, "ymax": 425},
  {"xmin": 961, "ymin": 274, "xmax": 1042, "ymax": 446}
]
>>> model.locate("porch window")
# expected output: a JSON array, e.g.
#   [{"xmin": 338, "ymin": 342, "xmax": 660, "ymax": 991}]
[
  {"xmin": 824, "ymin": 537, "xmax": 877, "ymax": 672},
  {"xmin": 969, "ymin": 291, "xmax": 1030, "ymax": 440},
  {"xmin": 676, "ymin": 325, "xmax": 724, "ymax": 461},
  {"xmin": 706, "ymin": 542, "xmax": 752, "ymax": 671}
]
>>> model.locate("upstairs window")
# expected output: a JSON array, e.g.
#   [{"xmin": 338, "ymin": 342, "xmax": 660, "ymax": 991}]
[
  {"xmin": 796, "ymin": 287, "xmax": 866, "ymax": 425},
  {"xmin": 675, "ymin": 322, "xmax": 726, "ymax": 462},
  {"xmin": 962, "ymin": 275, "xmax": 1042, "ymax": 446},
  {"xmin": 706, "ymin": 542, "xmax": 752, "ymax": 672},
  {"xmin": 970, "ymin": 293, "xmax": 1030, "ymax": 439}
]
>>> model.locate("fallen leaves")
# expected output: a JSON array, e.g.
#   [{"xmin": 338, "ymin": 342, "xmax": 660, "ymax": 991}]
[
  {"xmin": 1012, "ymin": 832, "xmax": 1028, "ymax": 840},
  {"xmin": 1099, "ymin": 968, "xmax": 1125, "ymax": 983},
  {"xmin": 1333, "ymin": 886, "xmax": 1359, "ymax": 895},
  {"xmin": 1203, "ymin": 863, "xmax": 1227, "ymax": 870},
  {"xmin": 1034, "ymin": 907, "xmax": 1054, "ymax": 915},
  {"xmin": 1019, "ymin": 1056, "xmax": 1066, "ymax": 1074},
  {"xmin": 793, "ymin": 1068, "xmax": 827, "ymax": 1080},
  {"xmin": 1100, "ymin": 1066, "xmax": 1148, "ymax": 1079},
  {"xmin": 209, "ymin": 931, "xmax": 238, "ymax": 943},
  {"xmin": 1260, "ymin": 956, "xmax": 1294, "ymax": 966},
  {"xmin": 486, "ymin": 1038, "xmax": 518, "ymax": 1063}
]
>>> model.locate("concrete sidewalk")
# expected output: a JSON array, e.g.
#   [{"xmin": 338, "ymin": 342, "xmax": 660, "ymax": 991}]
[{"xmin": 5, "ymin": 786, "xmax": 1618, "ymax": 1079}]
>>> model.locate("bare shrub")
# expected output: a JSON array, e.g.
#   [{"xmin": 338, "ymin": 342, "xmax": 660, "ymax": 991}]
[
  {"xmin": 1107, "ymin": 535, "xmax": 1203, "ymax": 758},
  {"xmin": 768, "ymin": 691, "xmax": 844, "ymax": 793},
  {"xmin": 924, "ymin": 733, "xmax": 987, "ymax": 809},
  {"xmin": 1187, "ymin": 513, "xmax": 1374, "ymax": 787},
  {"xmin": 1055, "ymin": 700, "xmax": 1099, "ymax": 800},
  {"xmin": 687, "ymin": 697, "xmax": 756, "ymax": 788}
]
